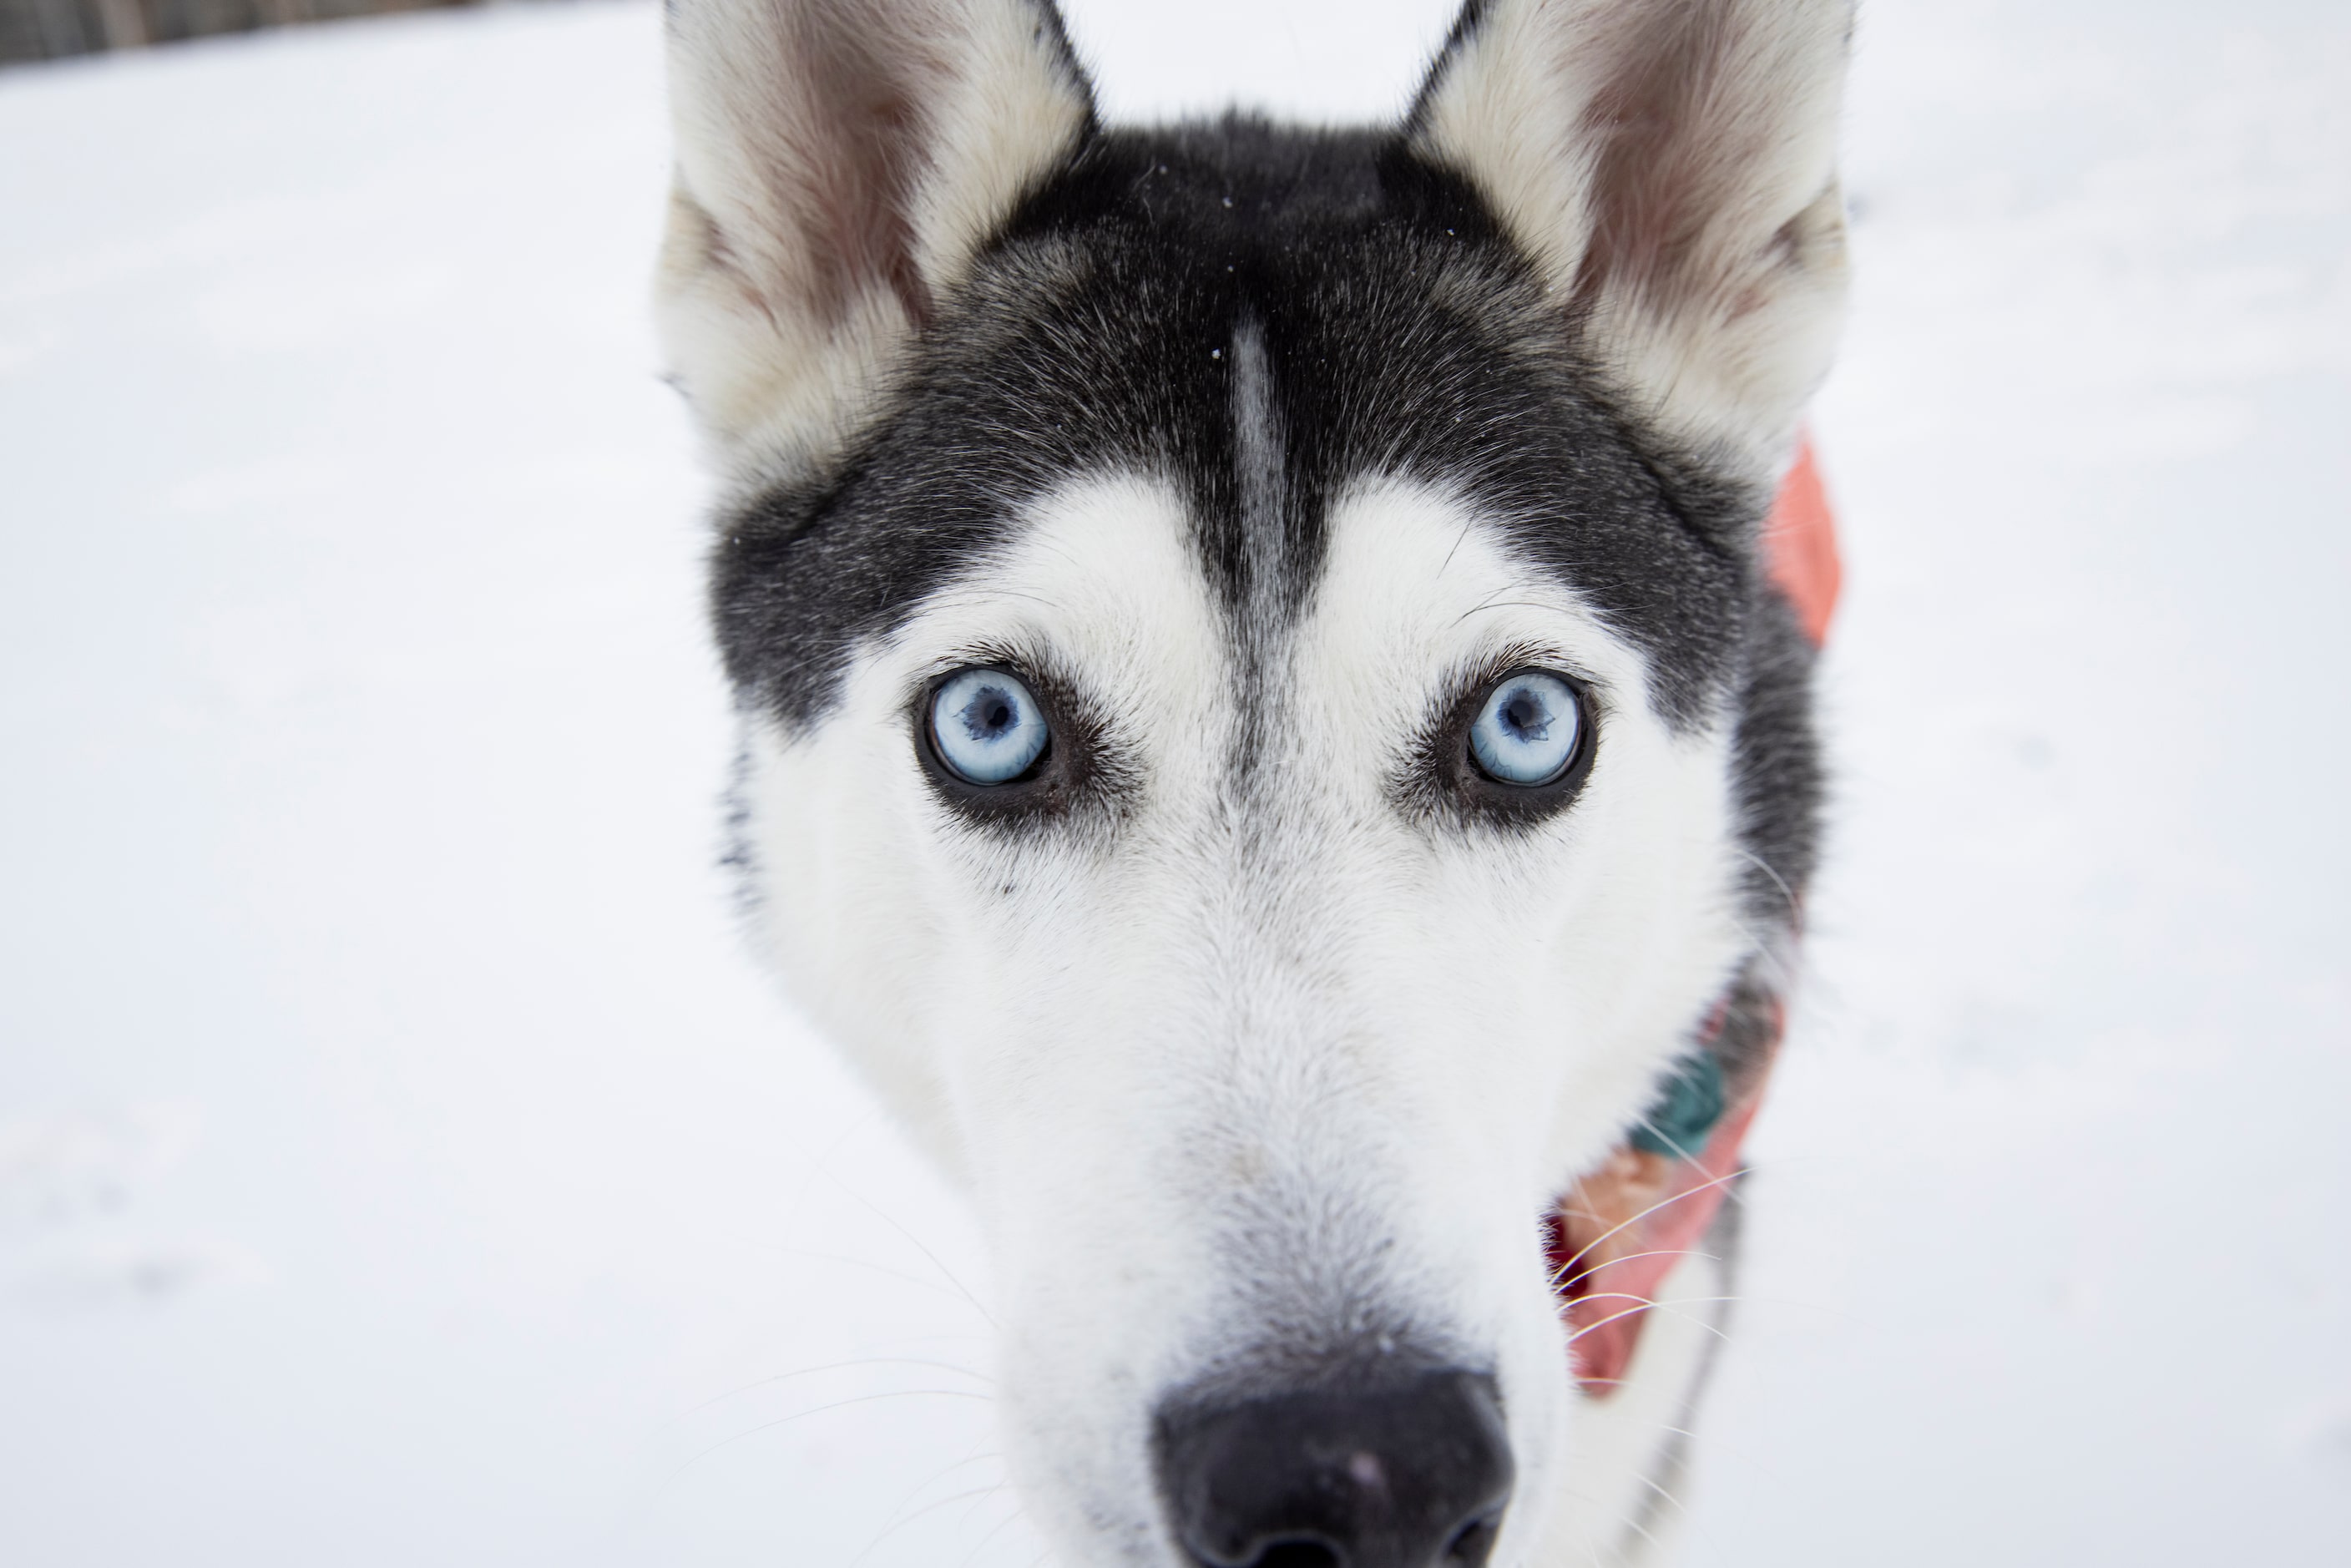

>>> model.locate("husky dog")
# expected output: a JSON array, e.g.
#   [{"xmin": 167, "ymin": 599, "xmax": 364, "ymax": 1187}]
[{"xmin": 655, "ymin": 0, "xmax": 1848, "ymax": 1562}]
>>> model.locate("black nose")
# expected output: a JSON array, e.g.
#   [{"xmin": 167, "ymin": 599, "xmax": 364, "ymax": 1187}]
[{"xmin": 1154, "ymin": 1368, "xmax": 1514, "ymax": 1568}]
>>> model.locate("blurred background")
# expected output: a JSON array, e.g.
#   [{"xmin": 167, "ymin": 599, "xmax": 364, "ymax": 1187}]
[
  {"xmin": 1, "ymin": 0, "xmax": 456, "ymax": 66},
  {"xmin": 3, "ymin": 1, "xmax": 2346, "ymax": 1563}
]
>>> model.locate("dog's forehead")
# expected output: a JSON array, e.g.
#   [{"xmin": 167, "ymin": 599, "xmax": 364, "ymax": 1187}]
[
  {"xmin": 902, "ymin": 469, "xmax": 1635, "ymax": 703},
  {"xmin": 710, "ymin": 124, "xmax": 1756, "ymax": 734}
]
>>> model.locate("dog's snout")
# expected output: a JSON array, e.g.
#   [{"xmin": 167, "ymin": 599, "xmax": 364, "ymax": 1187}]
[{"xmin": 1154, "ymin": 1368, "xmax": 1513, "ymax": 1568}]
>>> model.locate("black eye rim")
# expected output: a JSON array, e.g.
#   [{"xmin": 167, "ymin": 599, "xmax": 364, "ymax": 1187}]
[
  {"xmin": 917, "ymin": 663, "xmax": 1055, "ymax": 795},
  {"xmin": 912, "ymin": 660, "xmax": 1118, "ymax": 822},
  {"xmin": 1421, "ymin": 662, "xmax": 1600, "ymax": 824}
]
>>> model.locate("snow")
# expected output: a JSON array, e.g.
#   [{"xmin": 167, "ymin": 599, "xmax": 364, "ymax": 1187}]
[{"xmin": 2, "ymin": 2, "xmax": 2346, "ymax": 1563}]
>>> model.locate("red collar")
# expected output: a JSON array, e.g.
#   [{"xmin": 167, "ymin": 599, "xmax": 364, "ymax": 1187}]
[{"xmin": 1547, "ymin": 436, "xmax": 1838, "ymax": 1394}]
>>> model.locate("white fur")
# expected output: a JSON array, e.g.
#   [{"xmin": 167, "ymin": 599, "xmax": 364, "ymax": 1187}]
[
  {"xmin": 1413, "ymin": 0, "xmax": 1853, "ymax": 477},
  {"xmin": 657, "ymin": 3, "xmax": 1850, "ymax": 1559},
  {"xmin": 736, "ymin": 472, "xmax": 1752, "ymax": 1562},
  {"xmin": 1555, "ymin": 1250, "xmax": 1732, "ymax": 1565}
]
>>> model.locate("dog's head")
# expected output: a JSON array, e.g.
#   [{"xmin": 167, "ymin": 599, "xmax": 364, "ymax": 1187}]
[{"xmin": 656, "ymin": 2, "xmax": 1847, "ymax": 1562}]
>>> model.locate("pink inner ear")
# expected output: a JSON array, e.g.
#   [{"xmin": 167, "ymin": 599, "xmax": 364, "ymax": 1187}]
[
  {"xmin": 1570, "ymin": 0, "xmax": 1757, "ymax": 312},
  {"xmin": 1762, "ymin": 432, "xmax": 1841, "ymax": 647},
  {"xmin": 779, "ymin": 5, "xmax": 934, "ymax": 329}
]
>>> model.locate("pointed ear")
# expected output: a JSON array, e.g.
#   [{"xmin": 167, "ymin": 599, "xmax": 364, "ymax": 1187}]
[
  {"xmin": 1410, "ymin": 0, "xmax": 1853, "ymax": 476},
  {"xmin": 656, "ymin": 0, "xmax": 1095, "ymax": 478}
]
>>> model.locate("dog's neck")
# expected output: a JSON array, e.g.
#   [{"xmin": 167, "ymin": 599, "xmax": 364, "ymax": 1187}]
[{"xmin": 1549, "ymin": 437, "xmax": 1838, "ymax": 1394}]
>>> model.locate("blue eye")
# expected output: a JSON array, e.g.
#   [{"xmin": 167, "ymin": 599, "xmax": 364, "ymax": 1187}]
[
  {"xmin": 1469, "ymin": 671, "xmax": 1583, "ymax": 787},
  {"xmin": 929, "ymin": 668, "xmax": 1050, "ymax": 785}
]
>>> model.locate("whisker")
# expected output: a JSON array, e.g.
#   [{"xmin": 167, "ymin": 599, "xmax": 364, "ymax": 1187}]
[
  {"xmin": 1555, "ymin": 1166, "xmax": 1754, "ymax": 1280},
  {"xmin": 1623, "ymin": 1096, "xmax": 1730, "ymax": 1168},
  {"xmin": 1633, "ymin": 1469, "xmax": 1687, "ymax": 1513},
  {"xmin": 852, "ymin": 1444, "xmax": 1004, "ymax": 1555},
  {"xmin": 1707, "ymin": 913, "xmax": 1799, "ymax": 1005},
  {"xmin": 1563, "ymin": 1296, "xmax": 1740, "ymax": 1347},
  {"xmin": 820, "ymin": 1166, "xmax": 999, "ymax": 1328},
  {"xmin": 1567, "ymin": 1297, "xmax": 1745, "ymax": 1361},
  {"xmin": 1730, "ymin": 842, "xmax": 1803, "ymax": 925},
  {"xmin": 1450, "ymin": 598, "xmax": 1555, "ymax": 625},
  {"xmin": 952, "ymin": 1479, "xmax": 1012, "ymax": 1535},
  {"xmin": 927, "ymin": 587, "xmax": 1063, "ymax": 615},
  {"xmin": 953, "ymin": 1495, "xmax": 1029, "ymax": 1568},
  {"xmin": 1550, "ymin": 1247, "xmax": 1722, "ymax": 1294},
  {"xmin": 759, "ymin": 1247, "xmax": 973, "ymax": 1300},
  {"xmin": 664, "ymin": 1389, "xmax": 993, "ymax": 1489},
  {"xmin": 1631, "ymin": 1463, "xmax": 1728, "ymax": 1560},
  {"xmin": 850, "ymin": 1481, "xmax": 1009, "ymax": 1568},
  {"xmin": 665, "ymin": 1356, "xmax": 995, "ymax": 1429},
  {"xmin": 1438, "ymin": 513, "xmax": 1476, "ymax": 577},
  {"xmin": 1602, "ymin": 1415, "xmax": 1797, "ymax": 1503},
  {"xmin": 1615, "ymin": 1504, "xmax": 1674, "ymax": 1562}
]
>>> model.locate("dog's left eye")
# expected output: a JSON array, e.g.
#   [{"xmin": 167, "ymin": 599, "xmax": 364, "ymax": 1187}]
[
  {"xmin": 929, "ymin": 667, "xmax": 1050, "ymax": 784},
  {"xmin": 1469, "ymin": 670, "xmax": 1585, "ymax": 787}
]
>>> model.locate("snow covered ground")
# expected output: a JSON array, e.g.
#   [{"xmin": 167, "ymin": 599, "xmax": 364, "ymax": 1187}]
[{"xmin": 3, "ymin": 1, "xmax": 2347, "ymax": 1562}]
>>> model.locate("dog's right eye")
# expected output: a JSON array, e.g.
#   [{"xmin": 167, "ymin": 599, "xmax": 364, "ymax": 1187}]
[
  {"xmin": 1408, "ymin": 665, "xmax": 1598, "ymax": 827},
  {"xmin": 928, "ymin": 667, "xmax": 1050, "ymax": 785},
  {"xmin": 1468, "ymin": 670, "xmax": 1585, "ymax": 787}
]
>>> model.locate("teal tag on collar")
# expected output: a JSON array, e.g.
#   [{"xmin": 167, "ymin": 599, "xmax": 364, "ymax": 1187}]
[{"xmin": 1628, "ymin": 1050, "xmax": 1727, "ymax": 1159}]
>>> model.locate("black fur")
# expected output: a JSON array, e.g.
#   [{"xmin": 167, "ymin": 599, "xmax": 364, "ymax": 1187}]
[{"xmin": 709, "ymin": 112, "xmax": 1820, "ymax": 919}]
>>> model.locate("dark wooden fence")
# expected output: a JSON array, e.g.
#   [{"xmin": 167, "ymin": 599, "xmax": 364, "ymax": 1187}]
[{"xmin": 2, "ymin": 0, "xmax": 475, "ymax": 64}]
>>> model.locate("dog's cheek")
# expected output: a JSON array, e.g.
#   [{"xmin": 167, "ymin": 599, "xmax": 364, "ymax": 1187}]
[
  {"xmin": 737, "ymin": 703, "xmax": 981, "ymax": 1171},
  {"xmin": 1530, "ymin": 719, "xmax": 1752, "ymax": 1178}
]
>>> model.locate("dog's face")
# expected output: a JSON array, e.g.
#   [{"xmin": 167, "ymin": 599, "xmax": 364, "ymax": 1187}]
[{"xmin": 657, "ymin": 3, "xmax": 1848, "ymax": 1563}]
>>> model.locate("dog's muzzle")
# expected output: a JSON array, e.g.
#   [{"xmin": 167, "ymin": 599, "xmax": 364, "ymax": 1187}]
[{"xmin": 1153, "ymin": 1368, "xmax": 1514, "ymax": 1568}]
